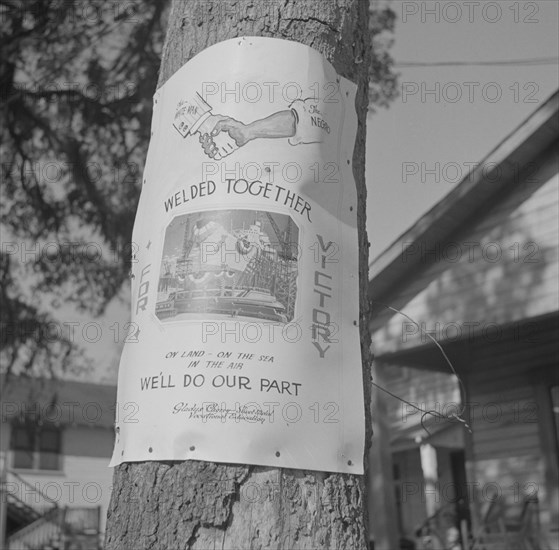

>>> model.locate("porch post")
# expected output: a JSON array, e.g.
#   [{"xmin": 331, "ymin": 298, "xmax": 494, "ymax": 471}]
[{"xmin": 419, "ymin": 442, "xmax": 439, "ymax": 517}]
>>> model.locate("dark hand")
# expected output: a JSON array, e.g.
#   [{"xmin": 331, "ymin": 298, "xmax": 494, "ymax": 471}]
[{"xmin": 211, "ymin": 117, "xmax": 252, "ymax": 147}]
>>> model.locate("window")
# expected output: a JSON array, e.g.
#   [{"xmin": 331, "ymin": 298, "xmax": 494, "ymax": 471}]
[{"xmin": 11, "ymin": 423, "xmax": 61, "ymax": 471}]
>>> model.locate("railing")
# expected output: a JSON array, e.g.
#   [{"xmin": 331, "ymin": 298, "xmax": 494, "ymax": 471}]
[
  {"xmin": 7, "ymin": 506, "xmax": 101, "ymax": 550},
  {"xmin": 7, "ymin": 506, "xmax": 64, "ymax": 550},
  {"xmin": 470, "ymin": 494, "xmax": 543, "ymax": 550},
  {"xmin": 414, "ymin": 503, "xmax": 462, "ymax": 550},
  {"xmin": 5, "ymin": 469, "xmax": 59, "ymax": 515},
  {"xmin": 4, "ymin": 470, "xmax": 101, "ymax": 550}
]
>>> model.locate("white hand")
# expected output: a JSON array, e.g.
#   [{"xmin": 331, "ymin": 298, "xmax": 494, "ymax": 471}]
[{"xmin": 197, "ymin": 115, "xmax": 239, "ymax": 160}]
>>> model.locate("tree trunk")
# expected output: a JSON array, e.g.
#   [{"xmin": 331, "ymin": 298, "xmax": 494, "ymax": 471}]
[{"xmin": 105, "ymin": 1, "xmax": 372, "ymax": 548}]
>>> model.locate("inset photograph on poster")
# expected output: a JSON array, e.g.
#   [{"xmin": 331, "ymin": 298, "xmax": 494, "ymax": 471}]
[{"xmin": 155, "ymin": 210, "xmax": 299, "ymax": 323}]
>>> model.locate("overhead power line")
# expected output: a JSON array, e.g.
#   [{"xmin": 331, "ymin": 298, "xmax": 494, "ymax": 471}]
[{"xmin": 396, "ymin": 57, "xmax": 559, "ymax": 68}]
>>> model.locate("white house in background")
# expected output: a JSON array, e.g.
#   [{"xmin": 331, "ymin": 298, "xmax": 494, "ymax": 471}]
[
  {"xmin": 0, "ymin": 376, "xmax": 116, "ymax": 549},
  {"xmin": 368, "ymin": 91, "xmax": 559, "ymax": 550}
]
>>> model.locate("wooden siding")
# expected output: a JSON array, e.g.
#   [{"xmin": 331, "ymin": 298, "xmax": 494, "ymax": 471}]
[
  {"xmin": 371, "ymin": 150, "xmax": 558, "ymax": 355},
  {"xmin": 464, "ymin": 347, "xmax": 558, "ymax": 542}
]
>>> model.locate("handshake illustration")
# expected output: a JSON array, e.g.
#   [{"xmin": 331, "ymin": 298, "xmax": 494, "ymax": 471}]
[
  {"xmin": 174, "ymin": 92, "xmax": 300, "ymax": 160},
  {"xmin": 173, "ymin": 94, "xmax": 240, "ymax": 160},
  {"xmin": 196, "ymin": 114, "xmax": 251, "ymax": 160}
]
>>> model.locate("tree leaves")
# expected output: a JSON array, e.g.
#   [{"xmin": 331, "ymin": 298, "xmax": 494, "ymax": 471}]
[{"xmin": 1, "ymin": 0, "xmax": 168, "ymax": 375}]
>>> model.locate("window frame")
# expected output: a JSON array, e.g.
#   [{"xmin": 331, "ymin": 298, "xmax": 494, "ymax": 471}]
[{"xmin": 10, "ymin": 422, "xmax": 62, "ymax": 472}]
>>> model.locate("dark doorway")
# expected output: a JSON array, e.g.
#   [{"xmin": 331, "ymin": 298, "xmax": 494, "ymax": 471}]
[{"xmin": 450, "ymin": 450, "xmax": 471, "ymax": 529}]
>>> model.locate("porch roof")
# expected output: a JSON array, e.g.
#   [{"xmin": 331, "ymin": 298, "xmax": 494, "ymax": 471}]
[{"xmin": 1, "ymin": 375, "xmax": 116, "ymax": 429}]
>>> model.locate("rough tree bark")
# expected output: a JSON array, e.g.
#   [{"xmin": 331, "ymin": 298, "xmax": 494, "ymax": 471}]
[{"xmin": 105, "ymin": 1, "xmax": 372, "ymax": 548}]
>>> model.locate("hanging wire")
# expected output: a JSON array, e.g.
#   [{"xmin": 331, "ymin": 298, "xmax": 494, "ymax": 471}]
[{"xmin": 370, "ymin": 300, "xmax": 472, "ymax": 437}]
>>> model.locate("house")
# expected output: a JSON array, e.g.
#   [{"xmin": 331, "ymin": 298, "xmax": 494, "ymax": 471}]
[
  {"xmin": 368, "ymin": 91, "xmax": 559, "ymax": 550},
  {"xmin": 0, "ymin": 376, "xmax": 117, "ymax": 549}
]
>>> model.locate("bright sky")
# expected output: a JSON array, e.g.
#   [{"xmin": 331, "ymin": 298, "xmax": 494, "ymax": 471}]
[{"xmin": 366, "ymin": 0, "xmax": 559, "ymax": 260}]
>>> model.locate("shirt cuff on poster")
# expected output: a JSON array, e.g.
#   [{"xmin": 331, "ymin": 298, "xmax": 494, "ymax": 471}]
[{"xmin": 288, "ymin": 98, "xmax": 331, "ymax": 145}]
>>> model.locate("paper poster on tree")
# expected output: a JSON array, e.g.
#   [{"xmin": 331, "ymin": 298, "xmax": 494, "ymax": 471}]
[{"xmin": 110, "ymin": 37, "xmax": 365, "ymax": 474}]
